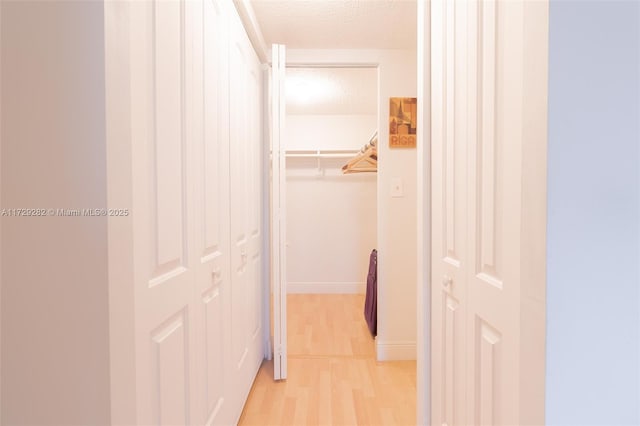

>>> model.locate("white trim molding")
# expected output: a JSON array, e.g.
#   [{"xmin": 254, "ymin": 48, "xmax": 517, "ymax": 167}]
[
  {"xmin": 416, "ymin": 0, "xmax": 432, "ymax": 424},
  {"xmin": 376, "ymin": 340, "xmax": 417, "ymax": 361},
  {"xmin": 233, "ymin": 0, "xmax": 268, "ymax": 63}
]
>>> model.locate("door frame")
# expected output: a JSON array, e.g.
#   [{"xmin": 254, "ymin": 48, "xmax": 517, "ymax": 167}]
[
  {"xmin": 270, "ymin": 44, "xmax": 288, "ymax": 380},
  {"xmin": 257, "ymin": 20, "xmax": 431, "ymax": 426},
  {"xmin": 250, "ymin": 7, "xmax": 431, "ymax": 423},
  {"xmin": 264, "ymin": 55, "xmax": 382, "ymax": 379},
  {"xmin": 416, "ymin": 1, "xmax": 431, "ymax": 424}
]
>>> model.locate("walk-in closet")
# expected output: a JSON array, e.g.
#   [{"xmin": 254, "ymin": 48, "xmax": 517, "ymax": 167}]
[{"xmin": 285, "ymin": 66, "xmax": 378, "ymax": 298}]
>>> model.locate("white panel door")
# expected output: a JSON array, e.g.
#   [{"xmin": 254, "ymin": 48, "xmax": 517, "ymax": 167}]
[
  {"xmin": 464, "ymin": 1, "xmax": 520, "ymax": 423},
  {"xmin": 228, "ymin": 4, "xmax": 265, "ymax": 407},
  {"xmin": 229, "ymin": 16, "xmax": 249, "ymax": 383},
  {"xmin": 430, "ymin": 1, "xmax": 548, "ymax": 425},
  {"xmin": 189, "ymin": 0, "xmax": 235, "ymax": 424},
  {"xmin": 125, "ymin": 1, "xmax": 265, "ymax": 424},
  {"xmin": 245, "ymin": 39, "xmax": 265, "ymax": 377},
  {"xmin": 129, "ymin": 1, "xmax": 197, "ymax": 424},
  {"xmin": 431, "ymin": 0, "xmax": 469, "ymax": 424}
]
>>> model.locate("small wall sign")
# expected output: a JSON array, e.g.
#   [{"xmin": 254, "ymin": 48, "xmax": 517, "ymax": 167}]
[{"xmin": 389, "ymin": 97, "xmax": 417, "ymax": 148}]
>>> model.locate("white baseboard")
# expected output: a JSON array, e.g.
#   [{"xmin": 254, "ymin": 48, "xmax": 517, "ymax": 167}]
[
  {"xmin": 287, "ymin": 281, "xmax": 365, "ymax": 294},
  {"xmin": 376, "ymin": 340, "xmax": 417, "ymax": 361}
]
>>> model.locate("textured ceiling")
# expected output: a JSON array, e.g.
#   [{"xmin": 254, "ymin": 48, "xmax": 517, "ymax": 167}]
[
  {"xmin": 250, "ymin": 0, "xmax": 417, "ymax": 50},
  {"xmin": 286, "ymin": 67, "xmax": 377, "ymax": 115}
]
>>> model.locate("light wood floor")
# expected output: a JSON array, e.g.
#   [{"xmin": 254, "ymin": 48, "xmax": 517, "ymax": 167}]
[{"xmin": 239, "ymin": 294, "xmax": 416, "ymax": 426}]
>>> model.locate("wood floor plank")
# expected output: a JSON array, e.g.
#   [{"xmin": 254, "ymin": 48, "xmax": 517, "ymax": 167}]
[{"xmin": 238, "ymin": 294, "xmax": 416, "ymax": 425}]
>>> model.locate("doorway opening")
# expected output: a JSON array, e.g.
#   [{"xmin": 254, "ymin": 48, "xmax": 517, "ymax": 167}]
[
  {"xmin": 284, "ymin": 66, "xmax": 379, "ymax": 361},
  {"xmin": 241, "ymin": 61, "xmax": 417, "ymax": 425}
]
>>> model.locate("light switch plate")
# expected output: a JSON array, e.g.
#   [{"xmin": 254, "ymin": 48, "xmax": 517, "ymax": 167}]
[{"xmin": 391, "ymin": 177, "xmax": 404, "ymax": 198}]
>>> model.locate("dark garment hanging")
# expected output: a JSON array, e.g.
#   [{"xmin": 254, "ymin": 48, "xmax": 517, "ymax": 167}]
[{"xmin": 364, "ymin": 249, "xmax": 377, "ymax": 337}]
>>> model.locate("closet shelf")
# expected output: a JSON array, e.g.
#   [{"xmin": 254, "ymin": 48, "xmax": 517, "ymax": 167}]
[{"xmin": 285, "ymin": 150, "xmax": 360, "ymax": 159}]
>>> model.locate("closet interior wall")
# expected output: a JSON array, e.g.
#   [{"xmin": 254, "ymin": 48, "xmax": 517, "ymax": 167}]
[{"xmin": 285, "ymin": 67, "xmax": 377, "ymax": 295}]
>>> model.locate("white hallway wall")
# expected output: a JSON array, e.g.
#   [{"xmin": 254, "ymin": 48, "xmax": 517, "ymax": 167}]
[
  {"xmin": 287, "ymin": 49, "xmax": 417, "ymax": 360},
  {"xmin": 546, "ymin": 0, "xmax": 640, "ymax": 424},
  {"xmin": 286, "ymin": 114, "xmax": 377, "ymax": 293},
  {"xmin": 1, "ymin": 2, "xmax": 110, "ymax": 424}
]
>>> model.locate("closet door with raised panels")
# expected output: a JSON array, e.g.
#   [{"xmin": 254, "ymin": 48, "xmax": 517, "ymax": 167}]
[
  {"xmin": 430, "ymin": 0, "xmax": 469, "ymax": 424},
  {"xmin": 192, "ymin": 2, "xmax": 263, "ymax": 423},
  {"xmin": 190, "ymin": 0, "xmax": 235, "ymax": 424},
  {"xmin": 431, "ymin": 1, "xmax": 548, "ymax": 425},
  {"xmin": 128, "ymin": 1, "xmax": 199, "ymax": 423},
  {"xmin": 228, "ymin": 2, "xmax": 265, "ymax": 416},
  {"xmin": 117, "ymin": 1, "xmax": 265, "ymax": 424}
]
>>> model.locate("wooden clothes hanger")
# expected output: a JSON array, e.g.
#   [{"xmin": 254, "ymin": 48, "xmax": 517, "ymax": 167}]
[{"xmin": 342, "ymin": 132, "xmax": 378, "ymax": 174}]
